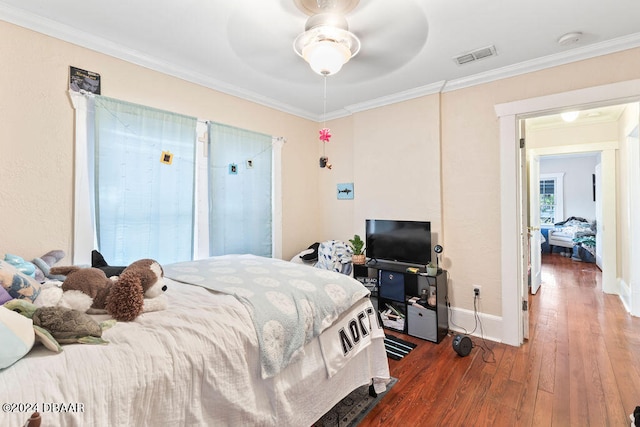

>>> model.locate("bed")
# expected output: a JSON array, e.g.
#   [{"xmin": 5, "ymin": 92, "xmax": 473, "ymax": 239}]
[
  {"xmin": 0, "ymin": 254, "xmax": 390, "ymax": 426},
  {"xmin": 547, "ymin": 217, "xmax": 596, "ymax": 262}
]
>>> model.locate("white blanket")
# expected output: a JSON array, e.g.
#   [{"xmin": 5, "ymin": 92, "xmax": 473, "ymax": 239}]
[
  {"xmin": 319, "ymin": 297, "xmax": 385, "ymax": 377},
  {"xmin": 0, "ymin": 277, "xmax": 389, "ymax": 426},
  {"xmin": 163, "ymin": 254, "xmax": 371, "ymax": 379}
]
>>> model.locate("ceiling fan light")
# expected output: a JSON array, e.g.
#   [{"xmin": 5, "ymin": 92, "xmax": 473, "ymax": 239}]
[
  {"xmin": 294, "ymin": 21, "xmax": 360, "ymax": 76},
  {"xmin": 302, "ymin": 40, "xmax": 351, "ymax": 75}
]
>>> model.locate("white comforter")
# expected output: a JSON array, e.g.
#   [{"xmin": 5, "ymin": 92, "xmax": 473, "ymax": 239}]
[
  {"xmin": 0, "ymin": 276, "xmax": 389, "ymax": 426},
  {"xmin": 164, "ymin": 254, "xmax": 372, "ymax": 379}
]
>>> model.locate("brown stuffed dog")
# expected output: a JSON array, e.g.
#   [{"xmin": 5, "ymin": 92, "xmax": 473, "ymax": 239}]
[{"xmin": 50, "ymin": 259, "xmax": 167, "ymax": 321}]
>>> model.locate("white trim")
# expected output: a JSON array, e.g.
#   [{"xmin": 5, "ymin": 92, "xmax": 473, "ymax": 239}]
[
  {"xmin": 448, "ymin": 306, "xmax": 503, "ymax": 344},
  {"xmin": 628, "ymin": 126, "xmax": 640, "ymax": 316},
  {"xmin": 272, "ymin": 137, "xmax": 285, "ymax": 260},
  {"xmin": 496, "ymin": 80, "xmax": 640, "ymax": 346},
  {"xmin": 443, "ymin": 33, "xmax": 640, "ymax": 94},
  {"xmin": 620, "ymin": 278, "xmax": 632, "ymax": 313},
  {"xmin": 3, "ymin": 3, "xmax": 640, "ymax": 121},
  {"xmin": 539, "ymin": 172, "xmax": 565, "ymax": 224},
  {"xmin": 194, "ymin": 121, "xmax": 210, "ymax": 260},
  {"xmin": 340, "ymin": 81, "xmax": 447, "ymax": 118},
  {"xmin": 69, "ymin": 91, "xmax": 96, "ymax": 266}
]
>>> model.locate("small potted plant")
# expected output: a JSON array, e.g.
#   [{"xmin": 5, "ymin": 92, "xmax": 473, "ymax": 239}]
[
  {"xmin": 426, "ymin": 261, "xmax": 438, "ymax": 276},
  {"xmin": 349, "ymin": 234, "xmax": 366, "ymax": 265}
]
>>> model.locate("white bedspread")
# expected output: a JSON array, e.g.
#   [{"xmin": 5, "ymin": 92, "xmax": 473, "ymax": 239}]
[
  {"xmin": 0, "ymin": 276, "xmax": 389, "ymax": 426},
  {"xmin": 163, "ymin": 254, "xmax": 370, "ymax": 378}
]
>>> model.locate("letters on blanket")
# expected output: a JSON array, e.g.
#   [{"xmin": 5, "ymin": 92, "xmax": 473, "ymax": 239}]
[
  {"xmin": 163, "ymin": 254, "xmax": 371, "ymax": 378},
  {"xmin": 318, "ymin": 297, "xmax": 384, "ymax": 377}
]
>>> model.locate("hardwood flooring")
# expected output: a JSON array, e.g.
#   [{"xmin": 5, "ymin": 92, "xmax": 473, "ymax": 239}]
[{"xmin": 360, "ymin": 254, "xmax": 640, "ymax": 426}]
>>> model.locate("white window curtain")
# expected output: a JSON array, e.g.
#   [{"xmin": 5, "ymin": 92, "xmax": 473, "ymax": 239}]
[
  {"xmin": 208, "ymin": 123, "xmax": 273, "ymax": 257},
  {"xmin": 539, "ymin": 172, "xmax": 565, "ymax": 224},
  {"xmin": 93, "ymin": 96, "xmax": 197, "ymax": 265}
]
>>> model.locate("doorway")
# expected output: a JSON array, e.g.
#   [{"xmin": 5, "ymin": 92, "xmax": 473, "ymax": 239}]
[
  {"xmin": 523, "ymin": 105, "xmax": 628, "ymax": 290},
  {"xmin": 495, "ymin": 79, "xmax": 640, "ymax": 346}
]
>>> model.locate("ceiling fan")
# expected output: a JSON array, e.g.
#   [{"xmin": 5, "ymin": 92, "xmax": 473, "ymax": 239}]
[
  {"xmin": 290, "ymin": 0, "xmax": 429, "ymax": 79},
  {"xmin": 226, "ymin": 0, "xmax": 428, "ymax": 86}
]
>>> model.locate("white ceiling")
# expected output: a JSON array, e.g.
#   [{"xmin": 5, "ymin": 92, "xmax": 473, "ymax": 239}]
[
  {"xmin": 2, "ymin": 0, "xmax": 640, "ymax": 121},
  {"xmin": 526, "ymin": 103, "xmax": 631, "ymax": 130}
]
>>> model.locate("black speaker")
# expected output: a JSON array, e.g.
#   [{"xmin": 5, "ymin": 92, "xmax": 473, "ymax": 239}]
[{"xmin": 452, "ymin": 334, "xmax": 472, "ymax": 357}]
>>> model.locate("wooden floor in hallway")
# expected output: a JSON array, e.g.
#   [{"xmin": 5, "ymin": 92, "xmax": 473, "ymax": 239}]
[{"xmin": 359, "ymin": 253, "xmax": 640, "ymax": 426}]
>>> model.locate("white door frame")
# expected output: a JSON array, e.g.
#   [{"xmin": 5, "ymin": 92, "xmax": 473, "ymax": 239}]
[
  {"xmin": 630, "ymin": 127, "xmax": 640, "ymax": 316},
  {"xmin": 495, "ymin": 79, "xmax": 640, "ymax": 346},
  {"xmin": 528, "ymin": 153, "xmax": 542, "ymax": 295},
  {"xmin": 519, "ymin": 123, "xmax": 529, "ymax": 340}
]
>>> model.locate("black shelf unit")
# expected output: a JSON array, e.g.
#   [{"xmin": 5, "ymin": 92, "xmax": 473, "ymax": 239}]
[{"xmin": 354, "ymin": 263, "xmax": 448, "ymax": 343}]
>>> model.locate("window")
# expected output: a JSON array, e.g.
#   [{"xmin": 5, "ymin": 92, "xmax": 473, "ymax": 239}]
[
  {"xmin": 207, "ymin": 123, "xmax": 273, "ymax": 257},
  {"xmin": 93, "ymin": 97, "xmax": 198, "ymax": 265},
  {"xmin": 71, "ymin": 92, "xmax": 283, "ymax": 265},
  {"xmin": 539, "ymin": 173, "xmax": 564, "ymax": 224}
]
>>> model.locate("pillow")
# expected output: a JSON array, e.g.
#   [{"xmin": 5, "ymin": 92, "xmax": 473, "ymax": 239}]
[
  {"xmin": 32, "ymin": 249, "xmax": 66, "ymax": 282},
  {"xmin": 0, "ymin": 260, "xmax": 41, "ymax": 302},
  {"xmin": 0, "ymin": 287, "xmax": 12, "ymax": 305},
  {"xmin": 4, "ymin": 254, "xmax": 36, "ymax": 277},
  {"xmin": 0, "ymin": 306, "xmax": 35, "ymax": 369},
  {"xmin": 32, "ymin": 257, "xmax": 66, "ymax": 282}
]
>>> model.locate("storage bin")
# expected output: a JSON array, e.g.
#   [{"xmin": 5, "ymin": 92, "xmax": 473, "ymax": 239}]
[
  {"xmin": 407, "ymin": 304, "xmax": 437, "ymax": 341},
  {"xmin": 379, "ymin": 270, "xmax": 405, "ymax": 301}
]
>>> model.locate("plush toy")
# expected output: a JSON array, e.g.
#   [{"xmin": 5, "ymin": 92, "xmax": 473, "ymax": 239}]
[
  {"xmin": 49, "ymin": 259, "xmax": 168, "ymax": 321},
  {"xmin": 31, "ymin": 250, "xmax": 66, "ymax": 282},
  {"xmin": 3, "ymin": 299, "xmax": 116, "ymax": 353},
  {"xmin": 4, "ymin": 254, "xmax": 37, "ymax": 278}
]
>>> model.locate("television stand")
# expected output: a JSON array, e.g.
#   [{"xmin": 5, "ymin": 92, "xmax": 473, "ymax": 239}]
[
  {"xmin": 364, "ymin": 259, "xmax": 426, "ymax": 274},
  {"xmin": 354, "ymin": 264, "xmax": 448, "ymax": 343}
]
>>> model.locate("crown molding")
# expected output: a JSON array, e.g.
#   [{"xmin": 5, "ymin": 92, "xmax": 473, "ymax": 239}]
[
  {"xmin": 341, "ymin": 81, "xmax": 447, "ymax": 116},
  {"xmin": 0, "ymin": 3, "xmax": 318, "ymax": 121},
  {"xmin": 3, "ymin": 3, "xmax": 640, "ymax": 122},
  {"xmin": 442, "ymin": 32, "xmax": 640, "ymax": 93}
]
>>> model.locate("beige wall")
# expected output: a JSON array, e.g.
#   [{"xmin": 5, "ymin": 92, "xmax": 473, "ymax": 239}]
[
  {"xmin": 324, "ymin": 49, "xmax": 640, "ymax": 317},
  {"xmin": 0, "ymin": 21, "xmax": 318, "ymax": 262},
  {"xmin": 3, "ymin": 20, "xmax": 640, "ymax": 320}
]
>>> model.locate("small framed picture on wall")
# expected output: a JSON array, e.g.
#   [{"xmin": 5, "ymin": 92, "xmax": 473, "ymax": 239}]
[
  {"xmin": 337, "ymin": 183, "xmax": 354, "ymax": 200},
  {"xmin": 69, "ymin": 66, "xmax": 101, "ymax": 94}
]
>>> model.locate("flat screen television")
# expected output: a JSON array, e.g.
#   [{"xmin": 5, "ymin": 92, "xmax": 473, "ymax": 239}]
[{"xmin": 365, "ymin": 219, "xmax": 431, "ymax": 266}]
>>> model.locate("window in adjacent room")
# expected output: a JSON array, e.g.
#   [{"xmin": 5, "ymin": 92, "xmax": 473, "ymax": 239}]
[{"xmin": 539, "ymin": 173, "xmax": 564, "ymax": 224}]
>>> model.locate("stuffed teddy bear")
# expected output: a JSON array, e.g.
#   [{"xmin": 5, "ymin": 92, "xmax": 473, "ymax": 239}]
[{"xmin": 49, "ymin": 259, "xmax": 168, "ymax": 321}]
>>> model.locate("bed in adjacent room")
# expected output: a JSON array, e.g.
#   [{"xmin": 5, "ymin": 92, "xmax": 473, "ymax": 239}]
[
  {"xmin": 0, "ymin": 254, "xmax": 390, "ymax": 426},
  {"xmin": 546, "ymin": 217, "xmax": 596, "ymax": 263}
]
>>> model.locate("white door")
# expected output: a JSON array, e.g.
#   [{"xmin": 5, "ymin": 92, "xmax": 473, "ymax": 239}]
[
  {"xmin": 528, "ymin": 154, "xmax": 542, "ymax": 294},
  {"xmin": 519, "ymin": 121, "xmax": 529, "ymax": 340}
]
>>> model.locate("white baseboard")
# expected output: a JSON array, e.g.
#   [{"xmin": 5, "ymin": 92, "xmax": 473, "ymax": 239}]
[
  {"xmin": 619, "ymin": 278, "xmax": 632, "ymax": 313},
  {"xmin": 447, "ymin": 305, "xmax": 503, "ymax": 343}
]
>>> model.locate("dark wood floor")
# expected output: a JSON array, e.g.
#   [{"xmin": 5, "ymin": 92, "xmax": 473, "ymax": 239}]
[{"xmin": 360, "ymin": 253, "xmax": 640, "ymax": 426}]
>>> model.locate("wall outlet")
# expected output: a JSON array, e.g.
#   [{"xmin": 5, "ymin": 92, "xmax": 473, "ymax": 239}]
[{"xmin": 473, "ymin": 285, "xmax": 481, "ymax": 297}]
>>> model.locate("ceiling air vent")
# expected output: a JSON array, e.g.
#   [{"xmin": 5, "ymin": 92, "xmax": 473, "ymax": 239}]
[{"xmin": 454, "ymin": 45, "xmax": 497, "ymax": 65}]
